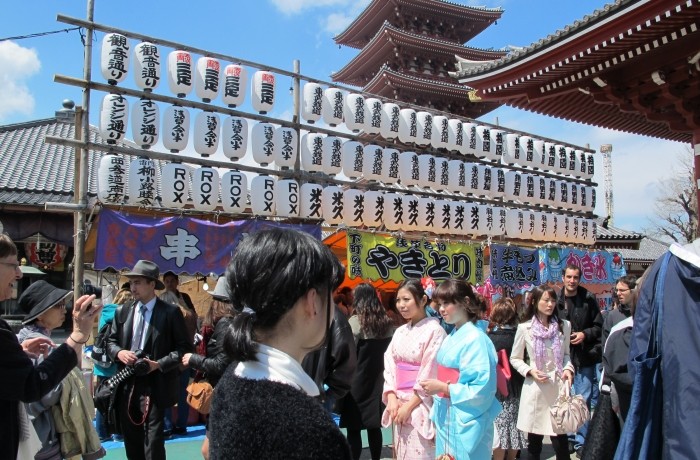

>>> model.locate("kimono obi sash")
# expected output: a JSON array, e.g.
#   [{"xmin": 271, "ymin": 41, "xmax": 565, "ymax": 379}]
[
  {"xmin": 437, "ymin": 364, "xmax": 460, "ymax": 398},
  {"xmin": 396, "ymin": 362, "xmax": 421, "ymax": 390}
]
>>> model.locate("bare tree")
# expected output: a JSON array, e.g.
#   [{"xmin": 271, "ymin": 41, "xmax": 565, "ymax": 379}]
[{"xmin": 645, "ymin": 146, "xmax": 698, "ymax": 243}]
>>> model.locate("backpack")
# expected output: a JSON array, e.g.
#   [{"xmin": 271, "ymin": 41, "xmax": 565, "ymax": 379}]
[{"xmin": 91, "ymin": 321, "xmax": 113, "ymax": 368}]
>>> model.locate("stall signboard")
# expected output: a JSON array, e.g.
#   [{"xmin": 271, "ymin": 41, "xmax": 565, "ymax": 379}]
[
  {"xmin": 346, "ymin": 229, "xmax": 483, "ymax": 284},
  {"xmin": 539, "ymin": 247, "xmax": 625, "ymax": 284},
  {"xmin": 490, "ymin": 244, "xmax": 540, "ymax": 287}
]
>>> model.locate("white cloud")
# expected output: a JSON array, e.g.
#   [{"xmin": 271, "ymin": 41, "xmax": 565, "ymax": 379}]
[
  {"xmin": 323, "ymin": 12, "xmax": 355, "ymax": 35},
  {"xmin": 269, "ymin": 0, "xmax": 351, "ymax": 15},
  {"xmin": 0, "ymin": 41, "xmax": 41, "ymax": 122}
]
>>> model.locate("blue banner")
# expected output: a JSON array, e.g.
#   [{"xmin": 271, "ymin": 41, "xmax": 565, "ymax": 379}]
[
  {"xmin": 489, "ymin": 244, "xmax": 540, "ymax": 286},
  {"xmin": 538, "ymin": 247, "xmax": 625, "ymax": 284}
]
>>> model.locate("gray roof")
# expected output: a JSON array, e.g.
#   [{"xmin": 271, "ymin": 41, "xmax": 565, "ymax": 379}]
[
  {"xmin": 616, "ymin": 236, "xmax": 669, "ymax": 263},
  {"xmin": 595, "ymin": 221, "xmax": 642, "ymax": 241}
]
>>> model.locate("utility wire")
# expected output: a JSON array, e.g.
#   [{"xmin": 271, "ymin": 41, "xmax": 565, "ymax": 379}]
[{"xmin": 0, "ymin": 26, "xmax": 82, "ymax": 43}]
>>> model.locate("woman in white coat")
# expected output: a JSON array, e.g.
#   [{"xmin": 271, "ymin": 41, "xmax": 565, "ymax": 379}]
[{"xmin": 510, "ymin": 286, "xmax": 574, "ymax": 460}]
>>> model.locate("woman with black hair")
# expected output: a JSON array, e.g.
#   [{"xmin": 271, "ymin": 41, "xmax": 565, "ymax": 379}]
[
  {"xmin": 208, "ymin": 228, "xmax": 351, "ymax": 460},
  {"xmin": 510, "ymin": 286, "xmax": 575, "ymax": 460}
]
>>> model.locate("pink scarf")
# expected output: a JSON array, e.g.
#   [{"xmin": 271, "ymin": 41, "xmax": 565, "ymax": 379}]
[{"xmin": 530, "ymin": 316, "xmax": 563, "ymax": 375}]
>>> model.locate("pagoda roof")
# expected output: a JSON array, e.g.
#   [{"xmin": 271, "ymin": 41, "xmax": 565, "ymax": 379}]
[
  {"xmin": 363, "ymin": 65, "xmax": 501, "ymax": 118},
  {"xmin": 451, "ymin": 0, "xmax": 700, "ymax": 143},
  {"xmin": 332, "ymin": 21, "xmax": 506, "ymax": 87},
  {"xmin": 335, "ymin": 0, "xmax": 503, "ymax": 49}
]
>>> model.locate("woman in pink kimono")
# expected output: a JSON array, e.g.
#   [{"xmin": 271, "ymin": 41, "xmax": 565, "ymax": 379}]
[{"xmin": 382, "ymin": 279, "xmax": 447, "ymax": 459}]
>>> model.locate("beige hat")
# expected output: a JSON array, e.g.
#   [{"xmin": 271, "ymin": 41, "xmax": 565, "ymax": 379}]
[{"xmin": 209, "ymin": 276, "xmax": 230, "ymax": 302}]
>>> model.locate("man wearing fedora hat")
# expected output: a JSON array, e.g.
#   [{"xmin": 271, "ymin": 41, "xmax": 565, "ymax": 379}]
[{"xmin": 106, "ymin": 260, "xmax": 192, "ymax": 460}]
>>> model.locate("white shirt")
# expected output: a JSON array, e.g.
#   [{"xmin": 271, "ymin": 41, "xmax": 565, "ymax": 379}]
[
  {"xmin": 131, "ymin": 296, "xmax": 157, "ymax": 351},
  {"xmin": 234, "ymin": 343, "xmax": 319, "ymax": 396}
]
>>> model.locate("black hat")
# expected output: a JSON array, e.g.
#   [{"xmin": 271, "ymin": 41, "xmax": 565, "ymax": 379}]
[
  {"xmin": 19, "ymin": 280, "xmax": 73, "ymax": 324},
  {"xmin": 124, "ymin": 260, "xmax": 166, "ymax": 290}
]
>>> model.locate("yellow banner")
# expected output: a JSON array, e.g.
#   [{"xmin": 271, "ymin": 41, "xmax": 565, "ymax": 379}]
[{"xmin": 346, "ymin": 230, "xmax": 483, "ymax": 284}]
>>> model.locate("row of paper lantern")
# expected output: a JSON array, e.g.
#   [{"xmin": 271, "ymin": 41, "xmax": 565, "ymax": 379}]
[{"xmin": 100, "ymin": 33, "xmax": 275, "ymax": 113}]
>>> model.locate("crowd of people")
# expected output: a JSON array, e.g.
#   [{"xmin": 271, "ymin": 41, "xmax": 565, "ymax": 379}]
[{"xmin": 2, "ymin": 227, "xmax": 689, "ymax": 460}]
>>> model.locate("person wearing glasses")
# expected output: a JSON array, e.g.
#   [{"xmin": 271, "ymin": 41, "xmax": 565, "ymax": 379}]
[{"xmin": 601, "ymin": 276, "xmax": 637, "ymax": 345}]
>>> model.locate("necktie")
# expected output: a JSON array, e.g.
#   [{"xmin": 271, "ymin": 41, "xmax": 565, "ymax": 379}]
[{"xmin": 131, "ymin": 304, "xmax": 148, "ymax": 351}]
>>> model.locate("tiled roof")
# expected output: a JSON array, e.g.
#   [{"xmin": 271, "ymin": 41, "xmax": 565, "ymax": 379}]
[
  {"xmin": 616, "ymin": 237, "xmax": 669, "ymax": 263},
  {"xmin": 595, "ymin": 219, "xmax": 642, "ymax": 240}
]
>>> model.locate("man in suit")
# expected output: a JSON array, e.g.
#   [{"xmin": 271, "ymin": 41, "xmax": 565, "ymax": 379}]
[{"xmin": 107, "ymin": 260, "xmax": 192, "ymax": 460}]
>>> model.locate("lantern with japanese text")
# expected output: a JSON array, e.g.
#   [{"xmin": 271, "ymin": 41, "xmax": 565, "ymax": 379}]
[
  {"xmin": 560, "ymin": 215, "xmax": 573, "ymax": 243},
  {"xmin": 275, "ymin": 179, "xmax": 300, "ymax": 218},
  {"xmin": 383, "ymin": 148, "xmax": 400, "ymax": 185},
  {"xmin": 462, "ymin": 123, "xmax": 477, "ymax": 155},
  {"xmin": 221, "ymin": 116, "xmax": 248, "ymax": 161},
  {"xmin": 398, "ymin": 108, "xmax": 418, "ymax": 144},
  {"xmin": 569, "ymin": 181, "xmax": 580, "ymax": 211},
  {"xmin": 484, "ymin": 206, "xmax": 503, "ymax": 237},
  {"xmin": 551, "ymin": 214, "xmax": 563, "ymax": 243},
  {"xmin": 520, "ymin": 136, "xmax": 538, "ymax": 169},
  {"xmin": 25, "ymin": 242, "xmax": 67, "ymax": 270},
  {"xmin": 222, "ymin": 64, "xmax": 247, "ymax": 107},
  {"xmin": 302, "ymin": 82, "xmax": 323, "ymax": 123},
  {"xmin": 504, "ymin": 133, "xmax": 522, "ymax": 166},
  {"xmin": 344, "ymin": 93, "xmax": 367, "ymax": 133},
  {"xmin": 167, "ymin": 50, "xmax": 193, "ymax": 98},
  {"xmin": 363, "ymin": 145, "xmax": 384, "ymax": 182},
  {"xmin": 193, "ymin": 111, "xmax": 220, "ymax": 157},
  {"xmin": 447, "ymin": 160, "xmax": 466, "ymax": 193},
  {"xmin": 579, "ymin": 184, "xmax": 589, "ymax": 212},
  {"xmin": 101, "ymin": 33, "xmax": 130, "ymax": 85},
  {"xmin": 431, "ymin": 115, "xmax": 449, "ymax": 150},
  {"xmin": 522, "ymin": 211, "xmax": 537, "ymax": 240},
  {"xmin": 363, "ymin": 190, "xmax": 384, "ymax": 227},
  {"xmin": 434, "ymin": 200, "xmax": 452, "ymax": 235},
  {"xmin": 532, "ymin": 139, "xmax": 546, "ymax": 170},
  {"xmin": 127, "ymin": 158, "xmax": 156, "ymax": 206},
  {"xmin": 532, "ymin": 175, "xmax": 546, "ymax": 206},
  {"xmin": 160, "ymin": 163, "xmax": 190, "ymax": 209},
  {"xmin": 402, "ymin": 195, "xmax": 420, "ymax": 232},
  {"xmin": 533, "ymin": 211, "xmax": 547, "ymax": 240},
  {"xmin": 473, "ymin": 126, "xmax": 492, "ymax": 161},
  {"xmin": 380, "ymin": 102, "xmax": 400, "ymax": 140},
  {"xmin": 250, "ymin": 175, "xmax": 276, "ymax": 216},
  {"xmin": 452, "ymin": 201, "xmax": 469, "ymax": 236},
  {"xmin": 341, "ymin": 140, "xmax": 364, "ymax": 179},
  {"xmin": 322, "ymin": 87, "xmax": 344, "ymax": 126},
  {"xmin": 301, "ymin": 133, "xmax": 324, "ymax": 173},
  {"xmin": 505, "ymin": 208, "xmax": 524, "ymax": 239},
  {"xmin": 465, "ymin": 163, "xmax": 481, "ymax": 196},
  {"xmin": 162, "ymin": 105, "xmax": 189, "ymax": 153},
  {"xmin": 589, "ymin": 186, "xmax": 597, "ymax": 212},
  {"xmin": 252, "ymin": 70, "xmax": 276, "ymax": 114},
  {"xmin": 585, "ymin": 219, "xmax": 597, "ymax": 245},
  {"xmin": 465, "ymin": 203, "xmax": 483, "ymax": 237},
  {"xmin": 221, "ymin": 170, "xmax": 247, "ymax": 214},
  {"xmin": 321, "ymin": 135, "xmax": 343, "ymax": 176},
  {"xmin": 567, "ymin": 148, "xmax": 580, "ymax": 177},
  {"xmin": 545, "ymin": 213, "xmax": 557, "ymax": 241},
  {"xmin": 383, "ymin": 193, "xmax": 404, "ymax": 231},
  {"xmin": 447, "ymin": 119, "xmax": 463, "ymax": 153},
  {"xmin": 544, "ymin": 142, "xmax": 557, "ymax": 173},
  {"xmin": 133, "ymin": 42, "xmax": 160, "ymax": 91},
  {"xmin": 552, "ymin": 180, "xmax": 566, "ymax": 209},
  {"xmin": 479, "ymin": 164, "xmax": 494, "ymax": 198},
  {"xmin": 417, "ymin": 154, "xmax": 437, "ymax": 189},
  {"xmin": 504, "ymin": 170, "xmax": 523, "ymax": 203},
  {"xmin": 398, "ymin": 151, "xmax": 419, "ymax": 187},
  {"xmin": 492, "ymin": 167, "xmax": 506, "ymax": 199},
  {"xmin": 416, "ymin": 111, "xmax": 433, "ymax": 146},
  {"xmin": 300, "ymin": 183, "xmax": 323, "ymax": 219},
  {"xmin": 556, "ymin": 145, "xmax": 568, "ymax": 175},
  {"xmin": 490, "ymin": 129, "xmax": 506, "ymax": 162},
  {"xmin": 97, "ymin": 154, "xmax": 126, "ymax": 204},
  {"xmin": 571, "ymin": 218, "xmax": 581, "ymax": 244},
  {"xmin": 435, "ymin": 157, "xmax": 450, "ymax": 191},
  {"xmin": 195, "ymin": 57, "xmax": 220, "ymax": 103},
  {"xmin": 191, "ymin": 167, "xmax": 220, "ymax": 212},
  {"xmin": 586, "ymin": 153, "xmax": 595, "ymax": 179},
  {"xmin": 99, "ymin": 93, "xmax": 128, "ymax": 144},
  {"xmin": 343, "ymin": 189, "xmax": 365, "ymax": 227},
  {"xmin": 545, "ymin": 177, "xmax": 557, "ymax": 206},
  {"xmin": 364, "ymin": 98, "xmax": 383, "ymax": 135},
  {"xmin": 522, "ymin": 173, "xmax": 536, "ymax": 203},
  {"xmin": 577, "ymin": 150, "xmax": 588, "ymax": 179},
  {"xmin": 273, "ymin": 127, "xmax": 298, "ymax": 170},
  {"xmin": 251, "ymin": 122, "xmax": 276, "ymax": 166},
  {"xmin": 417, "ymin": 197, "xmax": 436, "ymax": 233},
  {"xmin": 131, "ymin": 98, "xmax": 159, "ymax": 149},
  {"xmin": 321, "ymin": 186, "xmax": 344, "ymax": 225}
]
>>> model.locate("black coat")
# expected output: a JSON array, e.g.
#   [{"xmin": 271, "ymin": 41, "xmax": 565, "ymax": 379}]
[
  {"xmin": 0, "ymin": 319, "xmax": 78, "ymax": 459},
  {"xmin": 557, "ymin": 286, "xmax": 603, "ymax": 369},
  {"xmin": 188, "ymin": 316, "xmax": 233, "ymax": 387}
]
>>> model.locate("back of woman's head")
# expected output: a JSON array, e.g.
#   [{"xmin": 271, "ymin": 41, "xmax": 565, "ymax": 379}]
[
  {"xmin": 396, "ymin": 278, "xmax": 426, "ymax": 306},
  {"xmin": 489, "ymin": 297, "xmax": 518, "ymax": 328},
  {"xmin": 113, "ymin": 288, "xmax": 133, "ymax": 305},
  {"xmin": 353, "ymin": 283, "xmax": 392, "ymax": 338},
  {"xmin": 432, "ymin": 278, "xmax": 481, "ymax": 323},
  {"xmin": 225, "ymin": 228, "xmax": 344, "ymax": 361},
  {"xmin": 203, "ymin": 298, "xmax": 235, "ymax": 328}
]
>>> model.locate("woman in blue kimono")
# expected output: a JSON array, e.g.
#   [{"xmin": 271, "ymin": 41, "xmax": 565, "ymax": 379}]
[{"xmin": 420, "ymin": 279, "xmax": 502, "ymax": 460}]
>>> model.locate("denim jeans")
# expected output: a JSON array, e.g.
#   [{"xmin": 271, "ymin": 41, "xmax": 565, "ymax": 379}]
[{"xmin": 570, "ymin": 365, "xmax": 599, "ymax": 449}]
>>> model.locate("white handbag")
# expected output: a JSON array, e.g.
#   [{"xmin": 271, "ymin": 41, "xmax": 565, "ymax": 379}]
[{"xmin": 550, "ymin": 381, "xmax": 590, "ymax": 433}]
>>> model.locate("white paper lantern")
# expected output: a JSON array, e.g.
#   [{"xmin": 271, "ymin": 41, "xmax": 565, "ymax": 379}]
[
  {"xmin": 492, "ymin": 167, "xmax": 506, "ymax": 199},
  {"xmin": 322, "ymin": 87, "xmax": 344, "ymax": 126},
  {"xmin": 546, "ymin": 213, "xmax": 558, "ymax": 242},
  {"xmin": 532, "ymin": 139, "xmax": 546, "ymax": 170},
  {"xmin": 162, "ymin": 105, "xmax": 189, "ymax": 153},
  {"xmin": 301, "ymin": 133, "xmax": 325, "ymax": 172},
  {"xmin": 221, "ymin": 170, "xmax": 248, "ymax": 214},
  {"xmin": 402, "ymin": 194, "xmax": 420, "ymax": 231},
  {"xmin": 577, "ymin": 150, "xmax": 588, "ymax": 179},
  {"xmin": 417, "ymin": 197, "xmax": 436, "ymax": 232},
  {"xmin": 127, "ymin": 158, "xmax": 156, "ymax": 206},
  {"xmin": 447, "ymin": 160, "xmax": 466, "ymax": 193},
  {"xmin": 415, "ymin": 111, "xmax": 433, "ymax": 146},
  {"xmin": 363, "ymin": 191, "xmax": 384, "ymax": 227},
  {"xmin": 559, "ymin": 215, "xmax": 572, "ymax": 243},
  {"xmin": 322, "ymin": 186, "xmax": 344, "ymax": 225},
  {"xmin": 250, "ymin": 175, "xmax": 276, "ymax": 216},
  {"xmin": 300, "ymin": 183, "xmax": 323, "ymax": 219},
  {"xmin": 451, "ymin": 201, "xmax": 468, "ymax": 236},
  {"xmin": 447, "ymin": 119, "xmax": 464, "ymax": 153},
  {"xmin": 167, "ymin": 50, "xmax": 193, "ymax": 98},
  {"xmin": 586, "ymin": 219, "xmax": 597, "ymax": 245},
  {"xmin": 398, "ymin": 151, "xmax": 419, "ymax": 187},
  {"xmin": 252, "ymin": 71, "xmax": 276, "ymax": 114},
  {"xmin": 579, "ymin": 185, "xmax": 590, "ymax": 212},
  {"xmin": 571, "ymin": 218, "xmax": 581, "ymax": 244},
  {"xmin": 133, "ymin": 42, "xmax": 160, "ymax": 91},
  {"xmin": 342, "ymin": 189, "xmax": 365, "ymax": 227},
  {"xmin": 193, "ymin": 111, "xmax": 220, "ymax": 157},
  {"xmin": 533, "ymin": 211, "xmax": 547, "ymax": 240},
  {"xmin": 365, "ymin": 98, "xmax": 383, "ymax": 135},
  {"xmin": 495, "ymin": 207, "xmax": 507, "ymax": 237},
  {"xmin": 322, "ymin": 135, "xmax": 343, "ymax": 176},
  {"xmin": 380, "ymin": 103, "xmax": 400, "ymax": 140},
  {"xmin": 302, "ymin": 82, "xmax": 323, "ymax": 123},
  {"xmin": 131, "ymin": 98, "xmax": 159, "ymax": 149},
  {"xmin": 517, "ymin": 136, "xmax": 533, "ymax": 168},
  {"xmin": 522, "ymin": 173, "xmax": 536, "ymax": 203},
  {"xmin": 97, "ymin": 154, "xmax": 126, "ymax": 204},
  {"xmin": 504, "ymin": 170, "xmax": 523, "ymax": 203},
  {"xmin": 275, "ymin": 179, "xmax": 300, "ymax": 218},
  {"xmin": 194, "ymin": 57, "xmax": 220, "ymax": 102},
  {"xmin": 465, "ymin": 163, "xmax": 481, "ymax": 196},
  {"xmin": 383, "ymin": 193, "xmax": 404, "ymax": 231},
  {"xmin": 251, "ymin": 122, "xmax": 276, "ymax": 166},
  {"xmin": 474, "ymin": 126, "xmax": 492, "ymax": 160},
  {"xmin": 589, "ymin": 187, "xmax": 597, "ymax": 212},
  {"xmin": 99, "ymin": 93, "xmax": 128, "ymax": 144},
  {"xmin": 160, "ymin": 163, "xmax": 190, "ymax": 208},
  {"xmin": 273, "ymin": 127, "xmax": 298, "ymax": 170},
  {"xmin": 569, "ymin": 181, "xmax": 580, "ymax": 211},
  {"xmin": 479, "ymin": 164, "xmax": 494, "ymax": 198},
  {"xmin": 344, "ymin": 93, "xmax": 367, "ymax": 133},
  {"xmin": 431, "ymin": 115, "xmax": 449, "ymax": 150},
  {"xmin": 586, "ymin": 153, "xmax": 595, "ymax": 179},
  {"xmin": 504, "ymin": 134, "xmax": 522, "ymax": 166},
  {"xmin": 363, "ymin": 145, "xmax": 384, "ymax": 182},
  {"xmin": 552, "ymin": 214, "xmax": 563, "ymax": 243},
  {"xmin": 435, "ymin": 157, "xmax": 450, "ymax": 191},
  {"xmin": 554, "ymin": 145, "xmax": 567, "ymax": 175},
  {"xmin": 465, "ymin": 203, "xmax": 483, "ymax": 237},
  {"xmin": 434, "ymin": 200, "xmax": 453, "ymax": 235},
  {"xmin": 523, "ymin": 136, "xmax": 542, "ymax": 169},
  {"xmin": 523, "ymin": 211, "xmax": 537, "ymax": 240},
  {"xmin": 462, "ymin": 123, "xmax": 477, "ymax": 155},
  {"xmin": 101, "ymin": 33, "xmax": 130, "ymax": 85},
  {"xmin": 221, "ymin": 116, "xmax": 248, "ymax": 161},
  {"xmin": 417, "ymin": 154, "xmax": 437, "ymax": 189},
  {"xmin": 534, "ymin": 175, "xmax": 547, "ymax": 206},
  {"xmin": 341, "ymin": 140, "xmax": 364, "ymax": 179},
  {"xmin": 398, "ymin": 108, "xmax": 418, "ymax": 144},
  {"xmin": 383, "ymin": 148, "xmax": 400, "ymax": 185},
  {"xmin": 191, "ymin": 167, "xmax": 220, "ymax": 211},
  {"xmin": 490, "ymin": 129, "xmax": 505, "ymax": 162},
  {"xmin": 221, "ymin": 64, "xmax": 247, "ymax": 107},
  {"xmin": 544, "ymin": 142, "xmax": 557, "ymax": 173},
  {"xmin": 566, "ymin": 148, "xmax": 578, "ymax": 176},
  {"xmin": 556, "ymin": 180, "xmax": 572, "ymax": 209},
  {"xmin": 505, "ymin": 208, "xmax": 524, "ymax": 239}
]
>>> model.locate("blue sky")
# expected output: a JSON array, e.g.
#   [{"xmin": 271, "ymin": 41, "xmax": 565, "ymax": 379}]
[{"xmin": 0, "ymin": 0, "xmax": 687, "ymax": 233}]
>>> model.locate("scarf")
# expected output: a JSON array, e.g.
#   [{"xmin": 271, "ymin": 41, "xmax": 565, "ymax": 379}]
[{"xmin": 530, "ymin": 316, "xmax": 563, "ymax": 375}]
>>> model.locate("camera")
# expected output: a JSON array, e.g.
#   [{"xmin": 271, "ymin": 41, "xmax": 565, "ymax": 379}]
[{"xmin": 82, "ymin": 281, "xmax": 103, "ymax": 299}]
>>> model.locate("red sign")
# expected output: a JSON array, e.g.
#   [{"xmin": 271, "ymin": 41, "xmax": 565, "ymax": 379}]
[{"xmin": 25, "ymin": 242, "xmax": 67, "ymax": 269}]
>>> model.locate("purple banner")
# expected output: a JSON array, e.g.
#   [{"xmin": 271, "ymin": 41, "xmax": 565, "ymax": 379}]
[
  {"xmin": 489, "ymin": 244, "xmax": 540, "ymax": 287},
  {"xmin": 94, "ymin": 208, "xmax": 321, "ymax": 274}
]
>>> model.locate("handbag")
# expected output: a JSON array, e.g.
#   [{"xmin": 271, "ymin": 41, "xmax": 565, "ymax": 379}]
[
  {"xmin": 550, "ymin": 381, "xmax": 589, "ymax": 433},
  {"xmin": 186, "ymin": 379, "xmax": 214, "ymax": 414},
  {"xmin": 580, "ymin": 391, "xmax": 620, "ymax": 460},
  {"xmin": 495, "ymin": 348, "xmax": 512, "ymax": 397}
]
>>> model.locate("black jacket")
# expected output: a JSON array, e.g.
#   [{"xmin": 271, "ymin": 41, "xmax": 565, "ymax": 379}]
[
  {"xmin": 188, "ymin": 316, "xmax": 233, "ymax": 387},
  {"xmin": 0, "ymin": 319, "xmax": 78, "ymax": 460},
  {"xmin": 488, "ymin": 326, "xmax": 525, "ymax": 399},
  {"xmin": 557, "ymin": 285, "xmax": 603, "ymax": 369}
]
